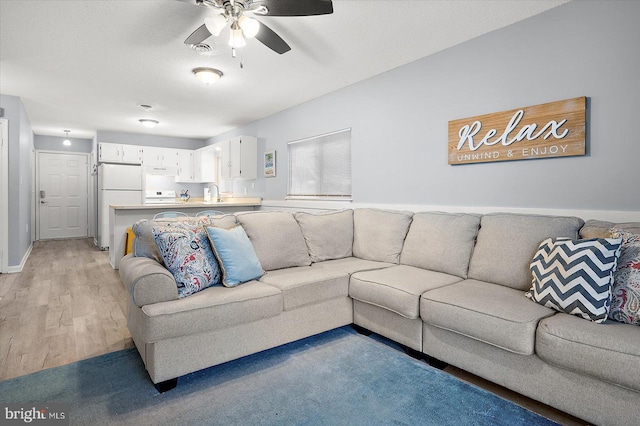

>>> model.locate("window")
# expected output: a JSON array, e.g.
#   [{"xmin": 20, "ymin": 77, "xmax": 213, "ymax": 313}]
[{"xmin": 287, "ymin": 128, "xmax": 352, "ymax": 199}]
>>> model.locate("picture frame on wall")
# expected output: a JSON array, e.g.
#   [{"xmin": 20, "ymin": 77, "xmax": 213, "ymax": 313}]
[{"xmin": 264, "ymin": 150, "xmax": 276, "ymax": 177}]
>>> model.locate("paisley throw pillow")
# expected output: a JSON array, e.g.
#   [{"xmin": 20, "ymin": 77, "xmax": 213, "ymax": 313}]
[
  {"xmin": 608, "ymin": 229, "xmax": 640, "ymax": 325},
  {"xmin": 152, "ymin": 222, "xmax": 221, "ymax": 298}
]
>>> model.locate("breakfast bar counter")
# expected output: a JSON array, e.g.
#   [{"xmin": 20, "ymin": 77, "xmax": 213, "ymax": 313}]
[{"xmin": 108, "ymin": 197, "xmax": 261, "ymax": 269}]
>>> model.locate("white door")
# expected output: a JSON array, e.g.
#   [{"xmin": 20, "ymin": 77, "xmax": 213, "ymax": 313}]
[{"xmin": 39, "ymin": 152, "xmax": 89, "ymax": 240}]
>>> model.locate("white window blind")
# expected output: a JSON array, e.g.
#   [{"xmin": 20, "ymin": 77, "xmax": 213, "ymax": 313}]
[{"xmin": 288, "ymin": 128, "xmax": 352, "ymax": 199}]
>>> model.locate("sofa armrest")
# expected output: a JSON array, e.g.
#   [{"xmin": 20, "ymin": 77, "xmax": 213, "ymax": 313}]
[{"xmin": 119, "ymin": 254, "xmax": 179, "ymax": 307}]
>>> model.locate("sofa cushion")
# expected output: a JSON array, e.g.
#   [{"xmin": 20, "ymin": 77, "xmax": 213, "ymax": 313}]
[
  {"xmin": 152, "ymin": 223, "xmax": 221, "ymax": 298},
  {"xmin": 311, "ymin": 257, "xmax": 394, "ymax": 275},
  {"xmin": 421, "ymin": 279, "xmax": 555, "ymax": 355},
  {"xmin": 294, "ymin": 210, "xmax": 353, "ymax": 262},
  {"xmin": 205, "ymin": 225, "xmax": 264, "ymax": 287},
  {"xmin": 236, "ymin": 211, "xmax": 311, "ymax": 271},
  {"xmin": 527, "ymin": 237, "xmax": 622, "ymax": 323},
  {"xmin": 259, "ymin": 266, "xmax": 350, "ymax": 311},
  {"xmin": 140, "ymin": 281, "xmax": 283, "ymax": 342},
  {"xmin": 536, "ymin": 313, "xmax": 640, "ymax": 392},
  {"xmin": 400, "ymin": 212, "xmax": 480, "ymax": 278},
  {"xmin": 353, "ymin": 208, "xmax": 413, "ymax": 263},
  {"xmin": 468, "ymin": 213, "xmax": 584, "ymax": 291},
  {"xmin": 609, "ymin": 229, "xmax": 640, "ymax": 325},
  {"xmin": 350, "ymin": 265, "xmax": 462, "ymax": 320},
  {"xmin": 579, "ymin": 219, "xmax": 640, "ymax": 239},
  {"xmin": 132, "ymin": 216, "xmax": 213, "ymax": 265}
]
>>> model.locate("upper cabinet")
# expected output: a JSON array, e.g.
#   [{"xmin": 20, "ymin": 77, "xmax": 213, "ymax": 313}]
[
  {"xmin": 175, "ymin": 149, "xmax": 194, "ymax": 182},
  {"xmin": 141, "ymin": 146, "xmax": 174, "ymax": 168},
  {"xmin": 98, "ymin": 142, "xmax": 142, "ymax": 164},
  {"xmin": 218, "ymin": 136, "xmax": 257, "ymax": 180},
  {"xmin": 194, "ymin": 145, "xmax": 216, "ymax": 183},
  {"xmin": 98, "ymin": 137, "xmax": 257, "ymax": 181}
]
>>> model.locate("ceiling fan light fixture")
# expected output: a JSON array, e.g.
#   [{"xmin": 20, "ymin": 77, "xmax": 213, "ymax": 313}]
[
  {"xmin": 204, "ymin": 14, "xmax": 227, "ymax": 37},
  {"xmin": 192, "ymin": 67, "xmax": 223, "ymax": 85},
  {"xmin": 238, "ymin": 15, "xmax": 260, "ymax": 38},
  {"xmin": 139, "ymin": 119, "xmax": 159, "ymax": 128},
  {"xmin": 228, "ymin": 23, "xmax": 246, "ymax": 48}
]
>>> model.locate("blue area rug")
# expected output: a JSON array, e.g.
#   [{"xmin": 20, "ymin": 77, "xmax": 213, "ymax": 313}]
[{"xmin": 0, "ymin": 327, "xmax": 557, "ymax": 425}]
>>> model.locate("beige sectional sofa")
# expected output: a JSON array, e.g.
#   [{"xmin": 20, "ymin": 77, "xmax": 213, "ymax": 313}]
[{"xmin": 119, "ymin": 208, "xmax": 640, "ymax": 425}]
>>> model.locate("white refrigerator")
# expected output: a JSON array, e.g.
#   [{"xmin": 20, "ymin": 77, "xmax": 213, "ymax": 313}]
[{"xmin": 98, "ymin": 164, "xmax": 143, "ymax": 249}]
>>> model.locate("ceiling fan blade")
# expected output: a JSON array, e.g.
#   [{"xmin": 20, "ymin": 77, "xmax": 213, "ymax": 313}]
[
  {"xmin": 255, "ymin": 21, "xmax": 291, "ymax": 54},
  {"xmin": 256, "ymin": 0, "xmax": 333, "ymax": 17},
  {"xmin": 184, "ymin": 24, "xmax": 212, "ymax": 45}
]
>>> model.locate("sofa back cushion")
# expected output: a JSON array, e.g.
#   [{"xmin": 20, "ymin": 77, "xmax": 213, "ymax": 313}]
[
  {"xmin": 468, "ymin": 213, "xmax": 584, "ymax": 290},
  {"xmin": 132, "ymin": 214, "xmax": 237, "ymax": 265},
  {"xmin": 294, "ymin": 210, "xmax": 353, "ymax": 262},
  {"xmin": 580, "ymin": 219, "xmax": 640, "ymax": 239},
  {"xmin": 400, "ymin": 212, "xmax": 480, "ymax": 278},
  {"xmin": 236, "ymin": 211, "xmax": 311, "ymax": 271},
  {"xmin": 353, "ymin": 208, "xmax": 413, "ymax": 263}
]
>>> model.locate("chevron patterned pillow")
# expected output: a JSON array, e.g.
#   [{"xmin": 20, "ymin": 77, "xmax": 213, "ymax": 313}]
[{"xmin": 527, "ymin": 237, "xmax": 623, "ymax": 323}]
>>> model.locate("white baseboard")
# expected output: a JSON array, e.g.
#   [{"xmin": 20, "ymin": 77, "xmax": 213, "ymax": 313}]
[{"xmin": 7, "ymin": 243, "xmax": 33, "ymax": 274}]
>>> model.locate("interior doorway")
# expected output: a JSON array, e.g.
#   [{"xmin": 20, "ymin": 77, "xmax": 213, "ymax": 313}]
[
  {"xmin": 37, "ymin": 151, "xmax": 89, "ymax": 240},
  {"xmin": 0, "ymin": 119, "xmax": 8, "ymax": 273}
]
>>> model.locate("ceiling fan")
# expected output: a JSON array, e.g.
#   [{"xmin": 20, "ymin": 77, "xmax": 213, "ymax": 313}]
[{"xmin": 182, "ymin": 0, "xmax": 334, "ymax": 55}]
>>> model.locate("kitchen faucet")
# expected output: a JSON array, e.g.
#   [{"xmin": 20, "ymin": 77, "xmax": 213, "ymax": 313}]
[{"xmin": 209, "ymin": 183, "xmax": 222, "ymax": 202}]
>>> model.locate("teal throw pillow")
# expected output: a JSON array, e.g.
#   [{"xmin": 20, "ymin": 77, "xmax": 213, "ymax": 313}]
[{"xmin": 205, "ymin": 225, "xmax": 264, "ymax": 287}]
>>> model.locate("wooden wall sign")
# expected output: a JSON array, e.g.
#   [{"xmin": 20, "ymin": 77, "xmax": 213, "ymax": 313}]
[{"xmin": 448, "ymin": 96, "xmax": 586, "ymax": 165}]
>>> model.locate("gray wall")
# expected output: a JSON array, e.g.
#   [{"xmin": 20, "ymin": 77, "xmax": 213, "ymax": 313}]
[
  {"xmin": 34, "ymin": 134, "xmax": 93, "ymax": 153},
  {"xmin": 0, "ymin": 94, "xmax": 34, "ymax": 267},
  {"xmin": 206, "ymin": 1, "xmax": 640, "ymax": 213}
]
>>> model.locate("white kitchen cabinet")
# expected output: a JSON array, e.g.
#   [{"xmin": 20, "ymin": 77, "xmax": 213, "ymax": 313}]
[
  {"xmin": 141, "ymin": 147, "xmax": 180, "ymax": 168},
  {"xmin": 140, "ymin": 146, "xmax": 164, "ymax": 167},
  {"xmin": 195, "ymin": 146, "xmax": 216, "ymax": 183},
  {"xmin": 216, "ymin": 140, "xmax": 230, "ymax": 180},
  {"xmin": 98, "ymin": 142, "xmax": 142, "ymax": 164},
  {"xmin": 175, "ymin": 149, "xmax": 194, "ymax": 182},
  {"xmin": 219, "ymin": 136, "xmax": 257, "ymax": 180}
]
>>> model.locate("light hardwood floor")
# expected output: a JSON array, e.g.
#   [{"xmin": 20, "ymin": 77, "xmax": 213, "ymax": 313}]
[
  {"xmin": 0, "ymin": 238, "xmax": 133, "ymax": 381},
  {"xmin": 0, "ymin": 239, "xmax": 587, "ymax": 424}
]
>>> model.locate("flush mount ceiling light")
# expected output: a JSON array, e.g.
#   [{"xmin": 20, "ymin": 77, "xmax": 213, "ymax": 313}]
[
  {"xmin": 62, "ymin": 129, "xmax": 71, "ymax": 146},
  {"xmin": 139, "ymin": 119, "xmax": 159, "ymax": 128},
  {"xmin": 192, "ymin": 67, "xmax": 223, "ymax": 85}
]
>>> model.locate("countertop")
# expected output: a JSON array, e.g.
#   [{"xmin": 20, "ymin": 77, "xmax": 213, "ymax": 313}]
[{"xmin": 110, "ymin": 197, "xmax": 262, "ymax": 210}]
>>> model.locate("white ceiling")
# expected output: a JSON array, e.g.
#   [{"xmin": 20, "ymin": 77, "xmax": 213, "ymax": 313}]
[{"xmin": 0, "ymin": 0, "xmax": 570, "ymax": 140}]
